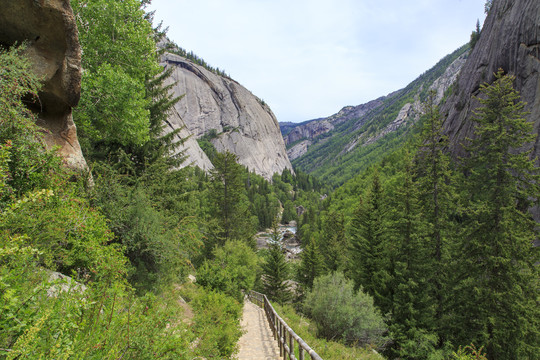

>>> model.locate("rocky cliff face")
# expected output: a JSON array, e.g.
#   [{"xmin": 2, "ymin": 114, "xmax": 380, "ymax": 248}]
[
  {"xmin": 0, "ymin": 0, "xmax": 86, "ymax": 170},
  {"xmin": 161, "ymin": 52, "xmax": 293, "ymax": 179},
  {"xmin": 441, "ymin": 0, "xmax": 540, "ymax": 159}
]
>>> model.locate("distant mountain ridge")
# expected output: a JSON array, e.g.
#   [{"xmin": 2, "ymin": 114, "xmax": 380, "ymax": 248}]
[{"xmin": 281, "ymin": 45, "xmax": 469, "ymax": 186}]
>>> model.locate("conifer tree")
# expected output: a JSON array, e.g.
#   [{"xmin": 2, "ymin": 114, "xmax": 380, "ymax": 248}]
[
  {"xmin": 415, "ymin": 91, "xmax": 456, "ymax": 343},
  {"xmin": 349, "ymin": 170, "xmax": 390, "ymax": 312},
  {"xmin": 262, "ymin": 219, "xmax": 291, "ymax": 304},
  {"xmin": 297, "ymin": 237, "xmax": 325, "ymax": 290},
  {"xmin": 208, "ymin": 151, "xmax": 255, "ymax": 253},
  {"xmin": 454, "ymin": 70, "xmax": 540, "ymax": 359},
  {"xmin": 387, "ymin": 154, "xmax": 435, "ymax": 358},
  {"xmin": 320, "ymin": 210, "xmax": 348, "ymax": 272}
]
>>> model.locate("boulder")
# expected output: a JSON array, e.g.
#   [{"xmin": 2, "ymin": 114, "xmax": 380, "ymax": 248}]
[{"xmin": 0, "ymin": 0, "xmax": 86, "ymax": 170}]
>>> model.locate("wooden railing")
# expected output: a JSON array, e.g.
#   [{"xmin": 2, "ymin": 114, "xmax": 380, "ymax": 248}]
[{"xmin": 248, "ymin": 290, "xmax": 323, "ymax": 360}]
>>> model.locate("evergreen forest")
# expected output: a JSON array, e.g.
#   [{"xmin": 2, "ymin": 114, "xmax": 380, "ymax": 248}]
[{"xmin": 0, "ymin": 0, "xmax": 538, "ymax": 359}]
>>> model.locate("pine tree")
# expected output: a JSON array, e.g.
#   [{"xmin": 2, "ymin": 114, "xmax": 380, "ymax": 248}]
[
  {"xmin": 387, "ymin": 154, "xmax": 435, "ymax": 359},
  {"xmin": 208, "ymin": 151, "xmax": 255, "ymax": 253},
  {"xmin": 297, "ymin": 237, "xmax": 324, "ymax": 290},
  {"xmin": 320, "ymin": 210, "xmax": 348, "ymax": 272},
  {"xmin": 349, "ymin": 170, "xmax": 391, "ymax": 312},
  {"xmin": 415, "ymin": 91, "xmax": 456, "ymax": 344},
  {"xmin": 262, "ymin": 219, "xmax": 291, "ymax": 304},
  {"xmin": 454, "ymin": 70, "xmax": 540, "ymax": 359}
]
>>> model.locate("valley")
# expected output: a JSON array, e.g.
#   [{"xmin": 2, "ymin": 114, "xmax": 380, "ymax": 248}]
[{"xmin": 0, "ymin": 0, "xmax": 538, "ymax": 359}]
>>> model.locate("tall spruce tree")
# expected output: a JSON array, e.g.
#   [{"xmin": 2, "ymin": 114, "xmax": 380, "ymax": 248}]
[
  {"xmin": 415, "ymin": 91, "xmax": 456, "ymax": 345},
  {"xmin": 454, "ymin": 70, "xmax": 540, "ymax": 359},
  {"xmin": 297, "ymin": 237, "xmax": 324, "ymax": 291},
  {"xmin": 387, "ymin": 154, "xmax": 435, "ymax": 359},
  {"xmin": 320, "ymin": 211, "xmax": 348, "ymax": 272},
  {"xmin": 349, "ymin": 169, "xmax": 391, "ymax": 312},
  {"xmin": 208, "ymin": 151, "xmax": 255, "ymax": 253},
  {"xmin": 262, "ymin": 219, "xmax": 291, "ymax": 304}
]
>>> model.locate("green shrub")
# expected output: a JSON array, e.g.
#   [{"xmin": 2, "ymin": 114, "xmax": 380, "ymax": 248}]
[
  {"xmin": 303, "ymin": 272, "xmax": 387, "ymax": 347},
  {"xmin": 0, "ymin": 44, "xmax": 61, "ymax": 205},
  {"xmin": 273, "ymin": 303, "xmax": 384, "ymax": 360},
  {"xmin": 196, "ymin": 239, "xmax": 259, "ymax": 301},
  {"xmin": 0, "ymin": 187, "xmax": 126, "ymax": 280},
  {"xmin": 451, "ymin": 344, "xmax": 488, "ymax": 360},
  {"xmin": 188, "ymin": 286, "xmax": 243, "ymax": 358}
]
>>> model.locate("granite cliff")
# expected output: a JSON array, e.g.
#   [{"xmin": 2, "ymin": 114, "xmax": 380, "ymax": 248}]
[
  {"xmin": 441, "ymin": 0, "xmax": 540, "ymax": 160},
  {"xmin": 161, "ymin": 51, "xmax": 293, "ymax": 180},
  {"xmin": 0, "ymin": 0, "xmax": 86, "ymax": 170}
]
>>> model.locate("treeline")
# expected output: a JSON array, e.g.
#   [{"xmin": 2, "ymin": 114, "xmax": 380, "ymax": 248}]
[
  {"xmin": 167, "ymin": 42, "xmax": 230, "ymax": 78},
  {"xmin": 293, "ymin": 79, "xmax": 539, "ymax": 359}
]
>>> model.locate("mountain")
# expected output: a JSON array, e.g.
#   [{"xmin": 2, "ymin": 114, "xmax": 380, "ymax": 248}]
[
  {"xmin": 441, "ymin": 0, "xmax": 540, "ymax": 160},
  {"xmin": 284, "ymin": 96, "xmax": 389, "ymax": 161},
  {"xmin": 283, "ymin": 45, "xmax": 469, "ymax": 187},
  {"xmin": 160, "ymin": 48, "xmax": 293, "ymax": 180}
]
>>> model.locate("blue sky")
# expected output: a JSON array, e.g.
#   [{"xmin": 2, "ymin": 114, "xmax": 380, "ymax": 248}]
[{"xmin": 148, "ymin": 0, "xmax": 487, "ymax": 123}]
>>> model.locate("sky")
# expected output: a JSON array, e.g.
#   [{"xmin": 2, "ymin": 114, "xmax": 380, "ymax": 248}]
[{"xmin": 148, "ymin": 0, "xmax": 487, "ymax": 123}]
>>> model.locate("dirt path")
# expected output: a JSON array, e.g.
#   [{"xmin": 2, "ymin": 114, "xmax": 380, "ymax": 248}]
[{"xmin": 237, "ymin": 299, "xmax": 280, "ymax": 360}]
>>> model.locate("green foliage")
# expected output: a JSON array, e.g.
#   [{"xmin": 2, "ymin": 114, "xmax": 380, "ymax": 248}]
[
  {"xmin": 385, "ymin": 154, "xmax": 437, "ymax": 360},
  {"xmin": 88, "ymin": 162, "xmax": 203, "ymax": 291},
  {"xmin": 1, "ymin": 188, "xmax": 125, "ymax": 279},
  {"xmin": 72, "ymin": 0, "xmax": 161, "ymax": 153},
  {"xmin": 207, "ymin": 151, "xmax": 256, "ymax": 251},
  {"xmin": 297, "ymin": 237, "xmax": 324, "ymax": 290},
  {"xmin": 187, "ymin": 286, "xmax": 243, "ymax": 358},
  {"xmin": 273, "ymin": 303, "xmax": 384, "ymax": 360},
  {"xmin": 414, "ymin": 91, "xmax": 457, "ymax": 344},
  {"xmin": 452, "ymin": 70, "xmax": 540, "ymax": 359},
  {"xmin": 349, "ymin": 170, "xmax": 391, "ymax": 311},
  {"xmin": 303, "ymin": 272, "xmax": 387, "ymax": 347},
  {"xmin": 452, "ymin": 344, "xmax": 488, "ymax": 360},
  {"xmin": 196, "ymin": 240, "xmax": 259, "ymax": 301},
  {"xmin": 0, "ymin": 45, "xmax": 60, "ymax": 203},
  {"xmin": 320, "ymin": 210, "xmax": 348, "ymax": 272},
  {"xmin": 261, "ymin": 220, "xmax": 292, "ymax": 304},
  {"xmin": 77, "ymin": 63, "xmax": 150, "ymax": 147},
  {"xmin": 469, "ymin": 20, "xmax": 481, "ymax": 49}
]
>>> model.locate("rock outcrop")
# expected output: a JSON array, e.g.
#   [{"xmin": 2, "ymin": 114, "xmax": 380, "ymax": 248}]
[
  {"xmin": 285, "ymin": 120, "xmax": 334, "ymax": 146},
  {"xmin": 0, "ymin": 0, "xmax": 86, "ymax": 170},
  {"xmin": 441, "ymin": 0, "xmax": 540, "ymax": 159},
  {"xmin": 287, "ymin": 140, "xmax": 312, "ymax": 161},
  {"xmin": 161, "ymin": 52, "xmax": 293, "ymax": 180}
]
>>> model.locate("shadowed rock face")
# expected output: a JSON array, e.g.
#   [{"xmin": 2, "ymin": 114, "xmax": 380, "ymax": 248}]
[
  {"xmin": 0, "ymin": 0, "xmax": 86, "ymax": 170},
  {"xmin": 441, "ymin": 0, "xmax": 540, "ymax": 160},
  {"xmin": 161, "ymin": 52, "xmax": 293, "ymax": 180}
]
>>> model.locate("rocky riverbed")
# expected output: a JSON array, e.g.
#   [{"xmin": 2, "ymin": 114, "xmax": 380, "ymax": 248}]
[{"xmin": 255, "ymin": 222, "xmax": 301, "ymax": 260}]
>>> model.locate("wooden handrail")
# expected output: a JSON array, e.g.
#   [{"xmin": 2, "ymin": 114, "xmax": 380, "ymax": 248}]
[{"xmin": 248, "ymin": 290, "xmax": 323, "ymax": 360}]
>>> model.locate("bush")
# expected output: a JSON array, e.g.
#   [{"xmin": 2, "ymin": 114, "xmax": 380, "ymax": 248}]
[
  {"xmin": 196, "ymin": 239, "xmax": 259, "ymax": 301},
  {"xmin": 303, "ymin": 272, "xmax": 387, "ymax": 347},
  {"xmin": 188, "ymin": 286, "xmax": 243, "ymax": 358}
]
